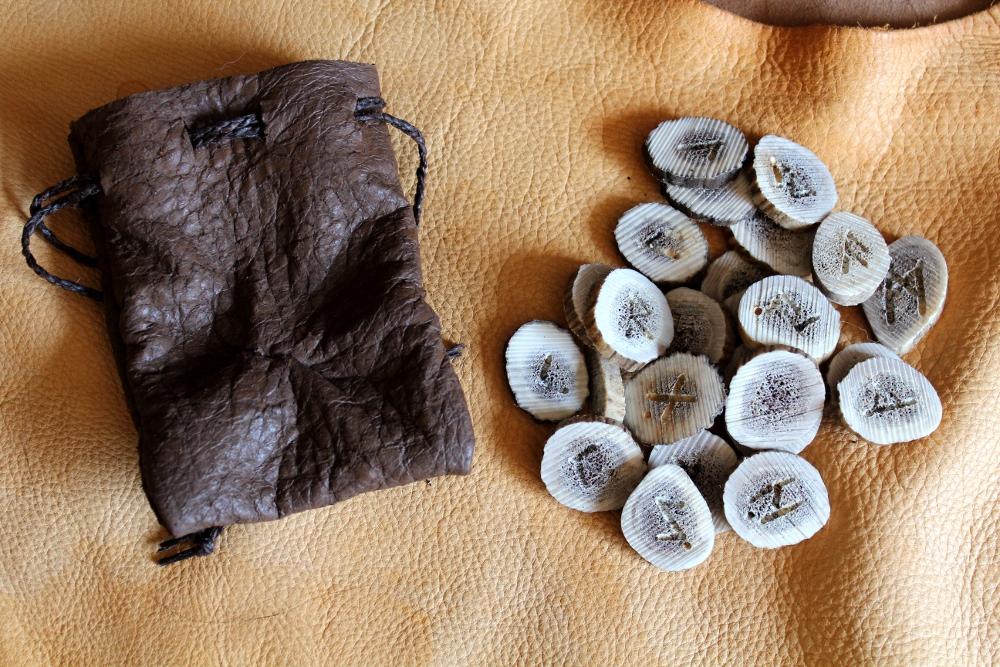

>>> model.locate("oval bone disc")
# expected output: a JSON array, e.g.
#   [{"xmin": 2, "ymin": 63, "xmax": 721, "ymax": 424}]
[
  {"xmin": 664, "ymin": 171, "xmax": 756, "ymax": 226},
  {"xmin": 665, "ymin": 287, "xmax": 734, "ymax": 364},
  {"xmin": 731, "ymin": 209, "xmax": 815, "ymax": 277},
  {"xmin": 725, "ymin": 349, "xmax": 825, "ymax": 453},
  {"xmin": 812, "ymin": 212, "xmax": 890, "ymax": 306},
  {"xmin": 700, "ymin": 250, "xmax": 773, "ymax": 304},
  {"xmin": 585, "ymin": 347, "xmax": 627, "ymax": 422},
  {"xmin": 624, "ymin": 352, "xmax": 727, "ymax": 445},
  {"xmin": 505, "ymin": 320, "xmax": 589, "ymax": 421},
  {"xmin": 564, "ymin": 263, "xmax": 614, "ymax": 343},
  {"xmin": 621, "ymin": 463, "xmax": 716, "ymax": 570},
  {"xmin": 738, "ymin": 275, "xmax": 841, "ymax": 362},
  {"xmin": 649, "ymin": 432, "xmax": 739, "ymax": 533},
  {"xmin": 826, "ymin": 342, "xmax": 900, "ymax": 403},
  {"xmin": 750, "ymin": 135, "xmax": 838, "ymax": 230},
  {"xmin": 584, "ymin": 268, "xmax": 674, "ymax": 371},
  {"xmin": 541, "ymin": 417, "xmax": 647, "ymax": 512},
  {"xmin": 643, "ymin": 117, "xmax": 749, "ymax": 189},
  {"xmin": 862, "ymin": 235, "xmax": 948, "ymax": 355},
  {"xmin": 614, "ymin": 203, "xmax": 709, "ymax": 285},
  {"xmin": 723, "ymin": 451, "xmax": 830, "ymax": 548},
  {"xmin": 838, "ymin": 357, "xmax": 942, "ymax": 445}
]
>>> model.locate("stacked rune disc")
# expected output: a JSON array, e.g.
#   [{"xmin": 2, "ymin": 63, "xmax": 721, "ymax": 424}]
[{"xmin": 505, "ymin": 116, "xmax": 946, "ymax": 572}]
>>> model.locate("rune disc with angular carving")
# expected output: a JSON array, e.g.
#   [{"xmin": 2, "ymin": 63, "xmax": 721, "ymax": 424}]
[
  {"xmin": 737, "ymin": 275, "xmax": 841, "ymax": 362},
  {"xmin": 862, "ymin": 235, "xmax": 948, "ymax": 355},
  {"xmin": 825, "ymin": 342, "xmax": 901, "ymax": 403},
  {"xmin": 725, "ymin": 349, "xmax": 825, "ymax": 453},
  {"xmin": 649, "ymin": 432, "xmax": 739, "ymax": 533},
  {"xmin": 838, "ymin": 357, "xmax": 942, "ymax": 445},
  {"xmin": 624, "ymin": 352, "xmax": 726, "ymax": 445},
  {"xmin": 584, "ymin": 268, "xmax": 674, "ymax": 371},
  {"xmin": 505, "ymin": 320, "xmax": 589, "ymax": 421},
  {"xmin": 731, "ymin": 209, "xmax": 815, "ymax": 277},
  {"xmin": 664, "ymin": 170, "xmax": 756, "ymax": 226},
  {"xmin": 541, "ymin": 416, "xmax": 647, "ymax": 512},
  {"xmin": 812, "ymin": 212, "xmax": 890, "ymax": 306},
  {"xmin": 564, "ymin": 263, "xmax": 614, "ymax": 343},
  {"xmin": 614, "ymin": 203, "xmax": 709, "ymax": 285},
  {"xmin": 643, "ymin": 117, "xmax": 749, "ymax": 189},
  {"xmin": 724, "ymin": 451, "xmax": 830, "ymax": 549},
  {"xmin": 750, "ymin": 135, "xmax": 838, "ymax": 230},
  {"xmin": 621, "ymin": 463, "xmax": 716, "ymax": 571}
]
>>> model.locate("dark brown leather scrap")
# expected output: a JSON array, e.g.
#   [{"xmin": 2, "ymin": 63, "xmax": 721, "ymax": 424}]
[{"xmin": 58, "ymin": 60, "xmax": 474, "ymax": 545}]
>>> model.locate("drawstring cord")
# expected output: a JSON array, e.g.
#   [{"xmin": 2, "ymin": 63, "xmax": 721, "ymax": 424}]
[
  {"xmin": 156, "ymin": 526, "xmax": 224, "ymax": 566},
  {"xmin": 22, "ymin": 173, "xmax": 104, "ymax": 301},
  {"xmin": 354, "ymin": 97, "xmax": 427, "ymax": 225}
]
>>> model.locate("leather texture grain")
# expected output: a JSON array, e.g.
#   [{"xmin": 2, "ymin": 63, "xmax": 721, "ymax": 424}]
[
  {"xmin": 1, "ymin": 0, "xmax": 998, "ymax": 665},
  {"xmin": 68, "ymin": 60, "xmax": 473, "ymax": 539}
]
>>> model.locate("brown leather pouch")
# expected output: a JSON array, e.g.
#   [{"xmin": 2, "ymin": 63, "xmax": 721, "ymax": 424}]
[{"xmin": 20, "ymin": 60, "xmax": 475, "ymax": 564}]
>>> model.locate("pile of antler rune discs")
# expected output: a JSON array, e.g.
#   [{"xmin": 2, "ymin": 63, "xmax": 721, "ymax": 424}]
[{"xmin": 506, "ymin": 116, "xmax": 946, "ymax": 571}]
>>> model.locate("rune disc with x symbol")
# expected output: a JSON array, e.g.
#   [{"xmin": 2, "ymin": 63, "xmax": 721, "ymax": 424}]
[{"xmin": 646, "ymin": 373, "xmax": 697, "ymax": 422}]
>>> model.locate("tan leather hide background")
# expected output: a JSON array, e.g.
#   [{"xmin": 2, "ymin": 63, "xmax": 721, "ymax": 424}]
[{"xmin": 1, "ymin": 0, "xmax": 998, "ymax": 664}]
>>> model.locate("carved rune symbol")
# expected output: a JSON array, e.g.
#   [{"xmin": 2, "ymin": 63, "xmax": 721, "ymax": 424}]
[
  {"xmin": 841, "ymin": 231, "xmax": 871, "ymax": 274},
  {"xmin": 883, "ymin": 259, "xmax": 926, "ymax": 325},
  {"xmin": 654, "ymin": 496, "xmax": 691, "ymax": 548},
  {"xmin": 642, "ymin": 226, "xmax": 681, "ymax": 259},
  {"xmin": 572, "ymin": 444, "xmax": 606, "ymax": 488},
  {"xmin": 645, "ymin": 374, "xmax": 697, "ymax": 422},
  {"xmin": 747, "ymin": 477, "xmax": 804, "ymax": 525},
  {"xmin": 621, "ymin": 297, "xmax": 656, "ymax": 341},
  {"xmin": 677, "ymin": 138, "xmax": 723, "ymax": 162},
  {"xmin": 537, "ymin": 354, "xmax": 569, "ymax": 394},
  {"xmin": 770, "ymin": 158, "xmax": 816, "ymax": 199},
  {"xmin": 863, "ymin": 378, "xmax": 917, "ymax": 418},
  {"xmin": 763, "ymin": 292, "xmax": 820, "ymax": 333}
]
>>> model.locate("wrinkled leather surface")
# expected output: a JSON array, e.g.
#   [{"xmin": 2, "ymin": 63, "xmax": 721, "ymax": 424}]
[
  {"xmin": 1, "ymin": 0, "xmax": 998, "ymax": 664},
  {"xmin": 67, "ymin": 60, "xmax": 473, "ymax": 538}
]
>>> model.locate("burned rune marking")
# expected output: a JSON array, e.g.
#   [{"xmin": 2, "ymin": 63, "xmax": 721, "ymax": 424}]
[
  {"xmin": 863, "ymin": 378, "xmax": 917, "ymax": 418},
  {"xmin": 572, "ymin": 444, "xmax": 606, "ymax": 488},
  {"xmin": 619, "ymin": 296, "xmax": 655, "ymax": 341},
  {"xmin": 770, "ymin": 158, "xmax": 816, "ymax": 199},
  {"xmin": 539, "ymin": 354, "xmax": 553, "ymax": 383},
  {"xmin": 536, "ymin": 354, "xmax": 568, "ymax": 394},
  {"xmin": 646, "ymin": 374, "xmax": 697, "ymax": 422},
  {"xmin": 883, "ymin": 258, "xmax": 926, "ymax": 325},
  {"xmin": 677, "ymin": 138, "xmax": 724, "ymax": 162},
  {"xmin": 654, "ymin": 496, "xmax": 691, "ymax": 549},
  {"xmin": 746, "ymin": 477, "xmax": 804, "ymax": 524},
  {"xmin": 642, "ymin": 226, "xmax": 681, "ymax": 259},
  {"xmin": 531, "ymin": 353, "xmax": 569, "ymax": 397},
  {"xmin": 841, "ymin": 231, "xmax": 871, "ymax": 274},
  {"xmin": 763, "ymin": 292, "xmax": 820, "ymax": 333}
]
